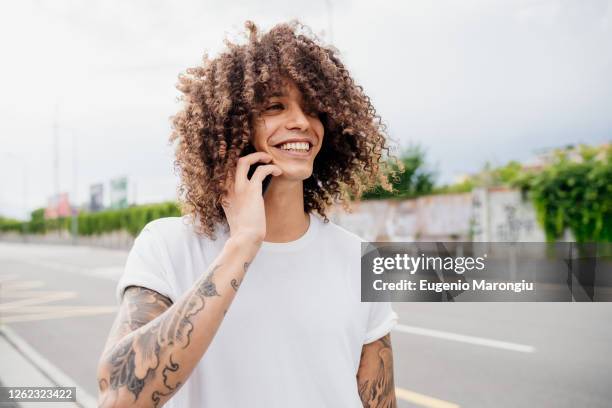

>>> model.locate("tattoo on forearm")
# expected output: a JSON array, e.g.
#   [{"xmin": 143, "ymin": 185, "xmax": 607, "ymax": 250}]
[
  {"xmin": 102, "ymin": 264, "xmax": 222, "ymax": 406},
  {"xmin": 151, "ymin": 355, "xmax": 182, "ymax": 406},
  {"xmin": 230, "ymin": 261, "xmax": 249, "ymax": 292},
  {"xmin": 357, "ymin": 334, "xmax": 397, "ymax": 408},
  {"xmin": 231, "ymin": 278, "xmax": 241, "ymax": 291},
  {"xmin": 198, "ymin": 265, "xmax": 221, "ymax": 297}
]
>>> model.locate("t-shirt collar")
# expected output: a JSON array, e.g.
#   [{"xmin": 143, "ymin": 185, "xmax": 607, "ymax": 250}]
[{"xmin": 259, "ymin": 212, "xmax": 320, "ymax": 253}]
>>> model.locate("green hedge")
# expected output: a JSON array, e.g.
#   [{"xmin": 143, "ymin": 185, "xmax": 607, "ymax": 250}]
[
  {"xmin": 521, "ymin": 146, "xmax": 612, "ymax": 243},
  {"xmin": 0, "ymin": 216, "xmax": 23, "ymax": 233},
  {"xmin": 77, "ymin": 202, "xmax": 181, "ymax": 237},
  {"xmin": 0, "ymin": 202, "xmax": 181, "ymax": 238}
]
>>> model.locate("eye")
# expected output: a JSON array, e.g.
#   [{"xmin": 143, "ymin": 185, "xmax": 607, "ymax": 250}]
[{"xmin": 265, "ymin": 103, "xmax": 284, "ymax": 112}]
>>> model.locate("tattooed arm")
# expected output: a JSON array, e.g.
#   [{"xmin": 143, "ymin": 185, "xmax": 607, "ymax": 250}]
[
  {"xmin": 356, "ymin": 334, "xmax": 397, "ymax": 408},
  {"xmin": 96, "ymin": 236, "xmax": 258, "ymax": 408}
]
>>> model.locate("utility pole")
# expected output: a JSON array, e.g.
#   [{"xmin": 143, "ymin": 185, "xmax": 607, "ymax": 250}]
[
  {"xmin": 71, "ymin": 132, "xmax": 78, "ymax": 244},
  {"xmin": 53, "ymin": 104, "xmax": 60, "ymax": 202},
  {"xmin": 53, "ymin": 104, "xmax": 62, "ymax": 238},
  {"xmin": 133, "ymin": 180, "xmax": 138, "ymax": 206},
  {"xmin": 22, "ymin": 160, "xmax": 28, "ymax": 242},
  {"xmin": 1, "ymin": 153, "xmax": 28, "ymax": 240}
]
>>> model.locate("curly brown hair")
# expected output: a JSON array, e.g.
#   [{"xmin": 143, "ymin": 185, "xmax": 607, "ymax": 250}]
[{"xmin": 170, "ymin": 20, "xmax": 398, "ymax": 238}]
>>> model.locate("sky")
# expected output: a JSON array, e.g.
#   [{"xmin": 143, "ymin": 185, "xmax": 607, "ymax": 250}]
[{"xmin": 0, "ymin": 0, "xmax": 611, "ymax": 219}]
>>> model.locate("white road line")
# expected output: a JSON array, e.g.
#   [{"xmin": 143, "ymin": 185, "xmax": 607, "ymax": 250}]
[
  {"xmin": 0, "ymin": 324, "xmax": 98, "ymax": 408},
  {"xmin": 0, "ymin": 291, "xmax": 78, "ymax": 311},
  {"xmin": 1, "ymin": 289, "xmax": 75, "ymax": 299},
  {"xmin": 3, "ymin": 305, "xmax": 116, "ymax": 313},
  {"xmin": 3, "ymin": 306, "xmax": 118, "ymax": 323},
  {"xmin": 394, "ymin": 324, "xmax": 536, "ymax": 353}
]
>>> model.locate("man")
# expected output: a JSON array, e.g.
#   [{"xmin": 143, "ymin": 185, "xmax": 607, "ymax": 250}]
[{"xmin": 97, "ymin": 20, "xmax": 399, "ymax": 408}]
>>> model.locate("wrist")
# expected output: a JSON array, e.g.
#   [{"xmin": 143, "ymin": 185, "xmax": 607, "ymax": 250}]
[{"xmin": 226, "ymin": 234, "xmax": 262, "ymax": 253}]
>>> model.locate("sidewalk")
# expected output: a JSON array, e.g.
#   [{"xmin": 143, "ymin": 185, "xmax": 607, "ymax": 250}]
[{"xmin": 0, "ymin": 325, "xmax": 97, "ymax": 408}]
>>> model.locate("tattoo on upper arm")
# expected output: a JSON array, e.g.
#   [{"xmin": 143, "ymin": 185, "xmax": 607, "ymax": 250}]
[
  {"xmin": 101, "ymin": 264, "xmax": 222, "ymax": 407},
  {"xmin": 103, "ymin": 286, "xmax": 173, "ymax": 354},
  {"xmin": 357, "ymin": 334, "xmax": 397, "ymax": 408}
]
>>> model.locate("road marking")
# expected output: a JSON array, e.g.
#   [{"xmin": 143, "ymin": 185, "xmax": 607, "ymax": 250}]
[
  {"xmin": 3, "ymin": 305, "xmax": 116, "ymax": 313},
  {"xmin": 395, "ymin": 387, "xmax": 460, "ymax": 408},
  {"xmin": 0, "ymin": 275, "xmax": 117, "ymax": 323},
  {"xmin": 2, "ymin": 306, "xmax": 118, "ymax": 323},
  {"xmin": 394, "ymin": 324, "xmax": 536, "ymax": 353},
  {"xmin": 2, "ymin": 289, "xmax": 74, "ymax": 298},
  {"xmin": 0, "ymin": 291, "xmax": 78, "ymax": 311},
  {"xmin": 0, "ymin": 324, "xmax": 97, "ymax": 408}
]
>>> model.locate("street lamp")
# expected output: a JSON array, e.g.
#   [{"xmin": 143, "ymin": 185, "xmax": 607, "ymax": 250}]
[{"xmin": 1, "ymin": 152, "xmax": 28, "ymax": 240}]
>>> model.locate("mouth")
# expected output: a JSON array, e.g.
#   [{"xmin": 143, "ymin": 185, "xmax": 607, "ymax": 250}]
[{"xmin": 271, "ymin": 141, "xmax": 313, "ymax": 158}]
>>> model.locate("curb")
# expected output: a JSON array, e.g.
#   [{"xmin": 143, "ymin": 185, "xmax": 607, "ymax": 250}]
[{"xmin": 0, "ymin": 325, "xmax": 97, "ymax": 408}]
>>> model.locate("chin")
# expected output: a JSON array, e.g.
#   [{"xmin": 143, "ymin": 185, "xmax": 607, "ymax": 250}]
[{"xmin": 279, "ymin": 167, "xmax": 313, "ymax": 181}]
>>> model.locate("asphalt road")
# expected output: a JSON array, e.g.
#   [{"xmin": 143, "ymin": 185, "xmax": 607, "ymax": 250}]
[{"xmin": 1, "ymin": 241, "xmax": 611, "ymax": 408}]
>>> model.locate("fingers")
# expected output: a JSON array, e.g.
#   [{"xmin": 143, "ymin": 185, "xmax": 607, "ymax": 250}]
[
  {"xmin": 235, "ymin": 152, "xmax": 273, "ymax": 190},
  {"xmin": 251, "ymin": 164, "xmax": 282, "ymax": 185}
]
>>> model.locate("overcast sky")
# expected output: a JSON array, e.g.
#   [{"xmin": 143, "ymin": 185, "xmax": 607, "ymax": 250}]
[{"xmin": 1, "ymin": 0, "xmax": 611, "ymax": 219}]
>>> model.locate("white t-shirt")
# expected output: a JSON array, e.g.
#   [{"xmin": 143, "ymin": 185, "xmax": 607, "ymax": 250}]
[{"xmin": 116, "ymin": 212, "xmax": 398, "ymax": 408}]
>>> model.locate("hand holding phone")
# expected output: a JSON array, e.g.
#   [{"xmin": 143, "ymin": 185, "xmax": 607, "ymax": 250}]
[
  {"xmin": 242, "ymin": 145, "xmax": 274, "ymax": 196},
  {"xmin": 221, "ymin": 151, "xmax": 282, "ymax": 244}
]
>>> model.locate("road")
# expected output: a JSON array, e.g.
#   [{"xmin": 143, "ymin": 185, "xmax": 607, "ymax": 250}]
[{"xmin": 1, "ymin": 241, "xmax": 611, "ymax": 407}]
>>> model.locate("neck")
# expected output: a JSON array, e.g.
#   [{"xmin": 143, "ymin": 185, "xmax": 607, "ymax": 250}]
[{"xmin": 262, "ymin": 178, "xmax": 310, "ymax": 243}]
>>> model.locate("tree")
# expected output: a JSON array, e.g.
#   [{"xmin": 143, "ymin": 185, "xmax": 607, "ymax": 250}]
[{"xmin": 361, "ymin": 145, "xmax": 435, "ymax": 200}]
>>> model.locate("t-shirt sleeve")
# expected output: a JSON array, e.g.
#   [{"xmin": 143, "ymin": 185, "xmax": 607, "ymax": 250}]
[
  {"xmin": 115, "ymin": 225, "xmax": 176, "ymax": 305},
  {"xmin": 364, "ymin": 301, "xmax": 398, "ymax": 344}
]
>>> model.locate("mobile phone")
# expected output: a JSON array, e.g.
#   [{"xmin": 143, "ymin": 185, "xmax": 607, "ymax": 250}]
[{"xmin": 241, "ymin": 144, "xmax": 273, "ymax": 196}]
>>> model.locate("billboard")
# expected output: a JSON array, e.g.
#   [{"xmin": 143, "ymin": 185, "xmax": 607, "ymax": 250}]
[
  {"xmin": 44, "ymin": 193, "xmax": 71, "ymax": 219},
  {"xmin": 89, "ymin": 183, "xmax": 104, "ymax": 212},
  {"xmin": 110, "ymin": 176, "xmax": 128, "ymax": 209}
]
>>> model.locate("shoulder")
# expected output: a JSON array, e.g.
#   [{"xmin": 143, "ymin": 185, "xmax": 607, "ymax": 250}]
[
  {"xmin": 131, "ymin": 217, "xmax": 228, "ymax": 278},
  {"xmin": 317, "ymin": 215, "xmax": 365, "ymax": 253},
  {"xmin": 319, "ymin": 216, "xmax": 365, "ymax": 242},
  {"xmin": 138, "ymin": 216, "xmax": 228, "ymax": 250},
  {"xmin": 142, "ymin": 216, "xmax": 193, "ymax": 237}
]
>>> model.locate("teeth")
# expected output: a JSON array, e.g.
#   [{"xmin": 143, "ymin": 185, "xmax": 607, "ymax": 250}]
[{"xmin": 278, "ymin": 142, "xmax": 310, "ymax": 152}]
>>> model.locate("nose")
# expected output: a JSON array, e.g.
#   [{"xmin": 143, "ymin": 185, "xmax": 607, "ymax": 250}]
[{"xmin": 284, "ymin": 105, "xmax": 310, "ymax": 132}]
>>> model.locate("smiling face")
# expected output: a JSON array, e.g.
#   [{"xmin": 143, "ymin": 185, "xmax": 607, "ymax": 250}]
[{"xmin": 251, "ymin": 79, "xmax": 324, "ymax": 181}]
